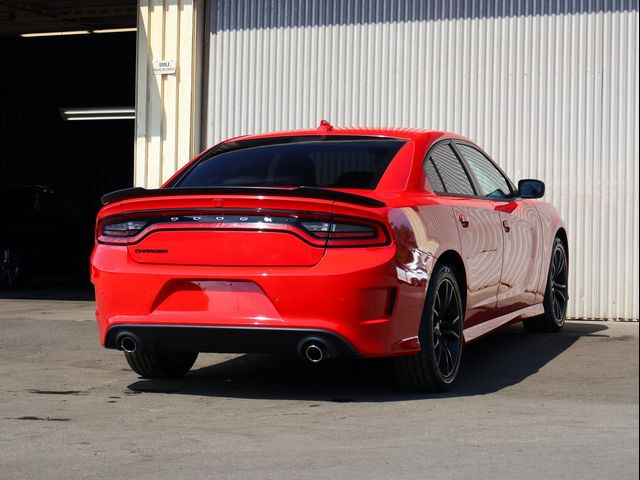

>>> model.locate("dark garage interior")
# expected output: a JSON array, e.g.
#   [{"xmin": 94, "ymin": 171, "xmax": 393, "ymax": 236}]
[
  {"xmin": 0, "ymin": 1, "xmax": 136, "ymax": 290},
  {"xmin": 0, "ymin": 32, "xmax": 136, "ymax": 214}
]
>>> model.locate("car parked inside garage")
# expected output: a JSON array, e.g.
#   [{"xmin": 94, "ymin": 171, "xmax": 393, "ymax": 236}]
[{"xmin": 1, "ymin": 185, "xmax": 93, "ymax": 289}]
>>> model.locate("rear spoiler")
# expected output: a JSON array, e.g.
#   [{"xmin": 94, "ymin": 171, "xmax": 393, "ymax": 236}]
[{"xmin": 101, "ymin": 186, "xmax": 386, "ymax": 208}]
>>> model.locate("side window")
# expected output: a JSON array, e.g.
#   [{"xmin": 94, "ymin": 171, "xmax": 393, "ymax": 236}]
[
  {"xmin": 456, "ymin": 144, "xmax": 513, "ymax": 199},
  {"xmin": 424, "ymin": 157, "xmax": 445, "ymax": 192},
  {"xmin": 424, "ymin": 143, "xmax": 475, "ymax": 196}
]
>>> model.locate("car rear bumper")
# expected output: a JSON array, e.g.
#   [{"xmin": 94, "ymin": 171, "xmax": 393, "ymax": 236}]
[
  {"xmin": 91, "ymin": 244, "xmax": 424, "ymax": 357},
  {"xmin": 105, "ymin": 325, "xmax": 360, "ymax": 358}
]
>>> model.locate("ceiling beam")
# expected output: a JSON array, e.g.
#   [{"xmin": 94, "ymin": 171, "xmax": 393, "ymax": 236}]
[
  {"xmin": 0, "ymin": 2, "xmax": 136, "ymax": 33},
  {"xmin": 0, "ymin": 1, "xmax": 92, "ymax": 29}
]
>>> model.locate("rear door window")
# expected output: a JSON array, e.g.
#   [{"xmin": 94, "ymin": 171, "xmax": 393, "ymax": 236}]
[
  {"xmin": 174, "ymin": 137, "xmax": 406, "ymax": 190},
  {"xmin": 424, "ymin": 143, "xmax": 475, "ymax": 196}
]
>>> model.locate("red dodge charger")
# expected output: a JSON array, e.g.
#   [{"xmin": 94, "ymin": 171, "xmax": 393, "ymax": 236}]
[{"xmin": 91, "ymin": 122, "xmax": 568, "ymax": 391}]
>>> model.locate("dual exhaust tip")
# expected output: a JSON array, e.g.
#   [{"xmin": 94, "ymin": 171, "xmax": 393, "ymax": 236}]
[
  {"xmin": 303, "ymin": 342, "xmax": 326, "ymax": 363},
  {"xmin": 119, "ymin": 335, "xmax": 138, "ymax": 354},
  {"xmin": 118, "ymin": 334, "xmax": 328, "ymax": 363}
]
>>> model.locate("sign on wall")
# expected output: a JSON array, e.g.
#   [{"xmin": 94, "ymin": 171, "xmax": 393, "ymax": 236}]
[{"xmin": 152, "ymin": 59, "xmax": 176, "ymax": 75}]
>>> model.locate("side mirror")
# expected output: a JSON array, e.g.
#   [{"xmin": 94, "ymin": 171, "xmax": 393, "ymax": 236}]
[{"xmin": 518, "ymin": 179, "xmax": 545, "ymax": 199}]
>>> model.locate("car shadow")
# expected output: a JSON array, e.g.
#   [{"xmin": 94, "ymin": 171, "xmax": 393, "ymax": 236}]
[
  {"xmin": 0, "ymin": 276, "xmax": 94, "ymax": 301},
  {"xmin": 126, "ymin": 321, "xmax": 608, "ymax": 402}
]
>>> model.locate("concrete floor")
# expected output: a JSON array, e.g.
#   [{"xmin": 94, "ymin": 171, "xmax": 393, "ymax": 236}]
[{"xmin": 0, "ymin": 292, "xmax": 637, "ymax": 480}]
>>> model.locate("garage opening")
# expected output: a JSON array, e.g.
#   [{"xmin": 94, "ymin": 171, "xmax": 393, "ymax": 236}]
[{"xmin": 0, "ymin": 1, "xmax": 136, "ymax": 293}]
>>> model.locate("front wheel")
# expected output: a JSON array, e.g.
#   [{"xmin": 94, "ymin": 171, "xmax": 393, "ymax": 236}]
[
  {"xmin": 524, "ymin": 237, "xmax": 569, "ymax": 333},
  {"xmin": 394, "ymin": 264, "xmax": 464, "ymax": 392},
  {"xmin": 124, "ymin": 350, "xmax": 198, "ymax": 378}
]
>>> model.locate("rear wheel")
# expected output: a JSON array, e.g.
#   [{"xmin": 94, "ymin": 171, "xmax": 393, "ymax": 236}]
[
  {"xmin": 124, "ymin": 350, "xmax": 198, "ymax": 378},
  {"xmin": 394, "ymin": 264, "xmax": 464, "ymax": 392},
  {"xmin": 524, "ymin": 237, "xmax": 568, "ymax": 333}
]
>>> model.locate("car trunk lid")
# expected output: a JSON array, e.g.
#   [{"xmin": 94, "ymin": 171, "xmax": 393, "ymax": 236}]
[{"xmin": 111, "ymin": 192, "xmax": 335, "ymax": 267}]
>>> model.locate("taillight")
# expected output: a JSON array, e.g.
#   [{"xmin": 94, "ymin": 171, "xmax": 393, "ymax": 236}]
[
  {"xmin": 99, "ymin": 220, "xmax": 147, "ymax": 244},
  {"xmin": 299, "ymin": 220, "xmax": 331, "ymax": 233},
  {"xmin": 300, "ymin": 216, "xmax": 389, "ymax": 247}
]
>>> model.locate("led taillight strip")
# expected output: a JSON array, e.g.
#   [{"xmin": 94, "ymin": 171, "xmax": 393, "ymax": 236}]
[
  {"xmin": 97, "ymin": 211, "xmax": 390, "ymax": 248},
  {"xmin": 98, "ymin": 221, "xmax": 329, "ymax": 247}
]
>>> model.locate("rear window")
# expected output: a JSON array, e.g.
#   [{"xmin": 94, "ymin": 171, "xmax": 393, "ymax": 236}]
[{"xmin": 172, "ymin": 136, "xmax": 406, "ymax": 190}]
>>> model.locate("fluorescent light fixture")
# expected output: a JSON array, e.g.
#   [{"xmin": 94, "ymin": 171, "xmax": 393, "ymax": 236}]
[
  {"xmin": 63, "ymin": 108, "xmax": 135, "ymax": 115},
  {"xmin": 93, "ymin": 28, "xmax": 137, "ymax": 34},
  {"xmin": 60, "ymin": 107, "xmax": 135, "ymax": 121},
  {"xmin": 66, "ymin": 116, "xmax": 134, "ymax": 121},
  {"xmin": 21, "ymin": 30, "xmax": 90, "ymax": 37},
  {"xmin": 21, "ymin": 28, "xmax": 135, "ymax": 38}
]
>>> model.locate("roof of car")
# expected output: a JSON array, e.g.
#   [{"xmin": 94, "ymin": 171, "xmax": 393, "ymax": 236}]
[{"xmin": 221, "ymin": 121, "xmax": 471, "ymax": 144}]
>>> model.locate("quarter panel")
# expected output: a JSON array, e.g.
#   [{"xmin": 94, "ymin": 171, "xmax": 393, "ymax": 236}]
[{"xmin": 387, "ymin": 201, "xmax": 460, "ymax": 351}]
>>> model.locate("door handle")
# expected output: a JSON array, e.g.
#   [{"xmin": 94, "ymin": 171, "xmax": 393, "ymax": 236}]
[
  {"xmin": 502, "ymin": 220, "xmax": 511, "ymax": 232},
  {"xmin": 459, "ymin": 214, "xmax": 469, "ymax": 228}
]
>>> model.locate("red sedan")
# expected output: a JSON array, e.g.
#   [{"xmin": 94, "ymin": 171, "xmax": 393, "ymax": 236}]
[{"xmin": 91, "ymin": 122, "xmax": 568, "ymax": 391}]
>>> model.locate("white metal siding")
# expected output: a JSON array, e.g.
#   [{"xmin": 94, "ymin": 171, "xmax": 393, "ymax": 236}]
[{"xmin": 202, "ymin": 1, "xmax": 639, "ymax": 320}]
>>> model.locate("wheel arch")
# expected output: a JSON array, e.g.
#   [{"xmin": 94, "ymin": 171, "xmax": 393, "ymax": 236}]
[
  {"xmin": 434, "ymin": 249, "xmax": 467, "ymax": 312},
  {"xmin": 555, "ymin": 227, "xmax": 569, "ymax": 266}
]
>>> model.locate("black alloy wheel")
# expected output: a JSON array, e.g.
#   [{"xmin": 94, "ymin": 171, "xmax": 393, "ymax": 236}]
[
  {"xmin": 524, "ymin": 237, "xmax": 569, "ymax": 332},
  {"xmin": 394, "ymin": 264, "xmax": 464, "ymax": 392},
  {"xmin": 549, "ymin": 242, "xmax": 569, "ymax": 321},
  {"xmin": 432, "ymin": 277, "xmax": 463, "ymax": 379}
]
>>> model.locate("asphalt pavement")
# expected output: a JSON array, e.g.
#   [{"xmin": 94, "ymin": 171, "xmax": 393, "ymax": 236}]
[{"xmin": 0, "ymin": 288, "xmax": 637, "ymax": 480}]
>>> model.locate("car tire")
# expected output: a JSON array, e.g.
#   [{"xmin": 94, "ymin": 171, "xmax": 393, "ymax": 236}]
[
  {"xmin": 124, "ymin": 350, "xmax": 198, "ymax": 378},
  {"xmin": 0, "ymin": 246, "xmax": 24, "ymax": 290},
  {"xmin": 394, "ymin": 264, "xmax": 464, "ymax": 392},
  {"xmin": 523, "ymin": 237, "xmax": 569, "ymax": 333}
]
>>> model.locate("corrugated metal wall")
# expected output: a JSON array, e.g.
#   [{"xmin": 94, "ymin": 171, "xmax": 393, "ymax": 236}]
[{"xmin": 201, "ymin": 0, "xmax": 639, "ymax": 320}]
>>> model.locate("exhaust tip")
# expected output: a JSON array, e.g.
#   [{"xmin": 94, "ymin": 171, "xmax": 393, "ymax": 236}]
[
  {"xmin": 120, "ymin": 336, "xmax": 137, "ymax": 354},
  {"xmin": 304, "ymin": 343, "xmax": 325, "ymax": 363}
]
